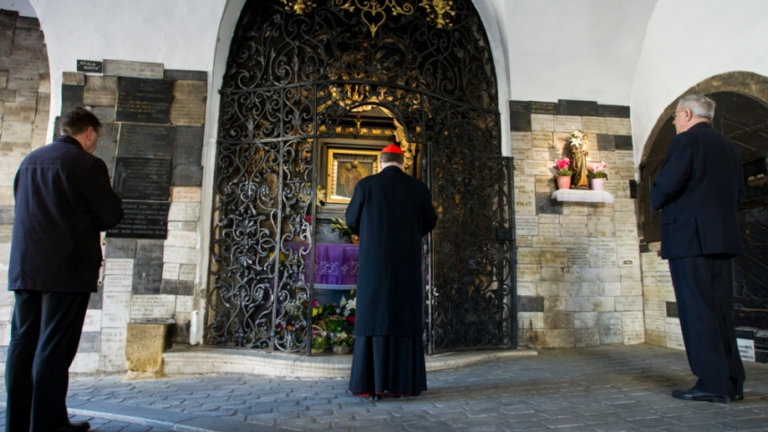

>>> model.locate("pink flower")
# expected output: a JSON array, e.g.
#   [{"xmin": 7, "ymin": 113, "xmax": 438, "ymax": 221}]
[
  {"xmin": 588, "ymin": 162, "xmax": 607, "ymax": 173},
  {"xmin": 555, "ymin": 158, "xmax": 571, "ymax": 169}
]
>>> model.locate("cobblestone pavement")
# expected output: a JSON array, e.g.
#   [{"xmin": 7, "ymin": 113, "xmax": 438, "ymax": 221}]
[
  {"xmin": 2, "ymin": 344, "xmax": 768, "ymax": 431},
  {"xmin": 0, "ymin": 412, "xmax": 173, "ymax": 432}
]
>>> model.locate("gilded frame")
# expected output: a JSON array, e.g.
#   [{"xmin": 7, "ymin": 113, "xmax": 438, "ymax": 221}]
[{"xmin": 326, "ymin": 148, "xmax": 380, "ymax": 203}]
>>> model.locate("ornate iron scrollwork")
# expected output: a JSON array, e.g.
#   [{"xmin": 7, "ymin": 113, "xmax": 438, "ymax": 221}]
[{"xmin": 209, "ymin": 0, "xmax": 513, "ymax": 353}]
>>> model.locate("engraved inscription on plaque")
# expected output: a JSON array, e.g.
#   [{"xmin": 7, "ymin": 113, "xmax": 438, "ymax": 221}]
[
  {"xmin": 509, "ymin": 101, "xmax": 531, "ymax": 132},
  {"xmin": 130, "ymin": 295, "xmax": 176, "ymax": 319},
  {"xmin": 107, "ymin": 201, "xmax": 170, "ymax": 239},
  {"xmin": 598, "ymin": 104, "xmax": 630, "ymax": 118},
  {"xmin": 516, "ymin": 215, "xmax": 539, "ymax": 236},
  {"xmin": 77, "ymin": 60, "xmax": 103, "ymax": 73},
  {"xmin": 113, "ymin": 158, "xmax": 172, "ymax": 201},
  {"xmin": 104, "ymin": 59, "xmax": 164, "ymax": 79},
  {"xmin": 115, "ymin": 77, "xmax": 174, "ymax": 124},
  {"xmin": 510, "ymin": 132, "xmax": 533, "ymax": 149},
  {"xmin": 606, "ymin": 117, "xmax": 632, "ymax": 135},
  {"xmin": 173, "ymin": 126, "xmax": 205, "ymax": 186},
  {"xmin": 530, "ymin": 101, "xmax": 558, "ymax": 115},
  {"xmin": 170, "ymin": 81, "xmax": 207, "ymax": 126},
  {"xmin": 558, "ymin": 100, "xmax": 598, "ymax": 116},
  {"xmin": 83, "ymin": 76, "xmax": 118, "ymax": 107},
  {"xmin": 581, "ymin": 117, "xmax": 607, "ymax": 134},
  {"xmin": 554, "ymin": 116, "xmax": 582, "ymax": 133},
  {"xmin": 92, "ymin": 122, "xmax": 119, "ymax": 176},
  {"xmin": 117, "ymin": 123, "xmax": 174, "ymax": 158}
]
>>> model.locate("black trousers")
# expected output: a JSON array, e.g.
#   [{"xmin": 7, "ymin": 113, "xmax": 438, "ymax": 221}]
[
  {"xmin": 668, "ymin": 255, "xmax": 745, "ymax": 397},
  {"xmin": 5, "ymin": 290, "xmax": 90, "ymax": 432}
]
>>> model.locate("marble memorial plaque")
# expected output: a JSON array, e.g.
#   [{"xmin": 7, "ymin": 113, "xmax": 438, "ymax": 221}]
[
  {"xmin": 588, "ymin": 216, "xmax": 615, "ymax": 238},
  {"xmin": 509, "ymin": 101, "xmax": 530, "ymax": 114},
  {"xmin": 78, "ymin": 332, "xmax": 101, "ymax": 353},
  {"xmin": 510, "ymin": 132, "xmax": 533, "ymax": 149},
  {"xmin": 12, "ymin": 28, "xmax": 44, "ymax": 46},
  {"xmin": 113, "ymin": 157, "xmax": 172, "ymax": 201},
  {"xmin": 132, "ymin": 240, "xmax": 164, "ymax": 295},
  {"xmin": 104, "ymin": 59, "xmax": 163, "ymax": 79},
  {"xmin": 7, "ymin": 46, "xmax": 41, "ymax": 91},
  {"xmin": 102, "ymin": 292, "xmax": 131, "ymax": 327},
  {"xmin": 614, "ymin": 135, "xmax": 633, "ymax": 151},
  {"xmin": 83, "ymin": 310, "xmax": 102, "ymax": 333},
  {"xmin": 604, "ymin": 180, "xmax": 630, "ymax": 198},
  {"xmin": 534, "ymin": 175, "xmax": 553, "ymax": 193},
  {"xmin": 616, "ymin": 296, "xmax": 643, "ymax": 311},
  {"xmin": 104, "ymin": 258, "xmax": 133, "ymax": 275},
  {"xmin": 83, "ymin": 76, "xmax": 118, "ymax": 106},
  {"xmin": 515, "ymin": 183, "xmax": 536, "ymax": 215},
  {"xmin": 596, "ymin": 134, "xmax": 615, "ymax": 151},
  {"xmin": 540, "ymin": 249, "xmax": 567, "ymax": 267},
  {"xmin": 165, "ymin": 230, "xmax": 197, "ymax": 248},
  {"xmin": 100, "ymin": 328, "xmax": 127, "ymax": 371},
  {"xmin": 533, "ymin": 148, "xmax": 551, "ymax": 161},
  {"xmin": 516, "ymin": 215, "xmax": 539, "ymax": 236},
  {"xmin": 606, "ymin": 117, "xmax": 632, "ymax": 135},
  {"xmin": 524, "ymin": 160, "xmax": 551, "ymax": 176},
  {"xmin": 163, "ymin": 246, "xmax": 198, "ymax": 265},
  {"xmin": 539, "ymin": 224, "xmax": 559, "ymax": 237},
  {"xmin": 530, "ymin": 101, "xmax": 558, "ymax": 115},
  {"xmin": 164, "ymin": 70, "xmax": 207, "ymax": 81},
  {"xmin": 560, "ymin": 224, "xmax": 588, "ymax": 238},
  {"xmin": 581, "ymin": 117, "xmax": 607, "ymax": 134},
  {"xmin": 517, "ymin": 248, "xmax": 540, "ymax": 264},
  {"xmin": 531, "ymin": 114, "xmax": 554, "ymax": 132},
  {"xmin": 599, "ymin": 312, "xmax": 623, "ymax": 344},
  {"xmin": 589, "ymin": 238, "xmax": 617, "ymax": 254},
  {"xmin": 168, "ymin": 202, "xmax": 200, "ymax": 221},
  {"xmin": 588, "ymin": 203, "xmax": 613, "ymax": 216},
  {"xmin": 117, "ymin": 123, "xmax": 174, "ymax": 158},
  {"xmin": 614, "ymin": 198, "xmax": 635, "ymax": 213},
  {"xmin": 105, "ymin": 237, "xmax": 137, "ymax": 259},
  {"xmin": 531, "ymin": 131, "xmax": 553, "ymax": 148},
  {"xmin": 591, "ymin": 253, "xmax": 617, "ymax": 268},
  {"xmin": 561, "ymin": 202, "xmax": 588, "ymax": 215},
  {"xmin": 515, "ymin": 173, "xmax": 535, "ymax": 184},
  {"xmin": 163, "ymin": 262, "xmax": 180, "ymax": 280},
  {"xmin": 0, "ymin": 71, "xmax": 7, "ymax": 88},
  {"xmin": 17, "ymin": 90, "xmax": 37, "ymax": 105},
  {"xmin": 622, "ymin": 311, "xmax": 645, "ymax": 344},
  {"xmin": 539, "ymin": 214, "xmax": 559, "ymax": 225},
  {"xmin": 103, "ymin": 275, "xmax": 132, "ymax": 292},
  {"xmin": 598, "ymin": 104, "xmax": 630, "ymax": 118},
  {"xmin": 559, "ymin": 100, "xmax": 598, "ymax": 116},
  {"xmin": 62, "ymin": 72, "xmax": 85, "ymax": 86},
  {"xmin": 617, "ymin": 253, "xmax": 639, "ymax": 267},
  {"xmin": 512, "ymin": 148, "xmax": 533, "ymax": 161},
  {"xmin": 567, "ymin": 247, "xmax": 589, "ymax": 267},
  {"xmin": 172, "ymin": 186, "xmax": 202, "ymax": 202},
  {"xmin": 615, "ymin": 151, "xmax": 634, "ymax": 165},
  {"xmin": 115, "ymin": 77, "xmax": 173, "ymax": 124},
  {"xmin": 168, "ymin": 221, "xmax": 196, "ymax": 231},
  {"xmin": 0, "ymin": 121, "xmax": 32, "ymax": 145},
  {"xmin": 179, "ymin": 264, "xmax": 196, "ymax": 281},
  {"xmin": 61, "ymin": 84, "xmax": 84, "ymax": 115},
  {"xmin": 0, "ymin": 90, "xmax": 17, "ymax": 103},
  {"xmin": 170, "ymin": 100, "xmax": 205, "ymax": 126},
  {"xmin": 554, "ymin": 115, "xmax": 582, "ymax": 133},
  {"xmin": 77, "ymin": 60, "xmax": 103, "ymax": 73},
  {"xmin": 532, "ymin": 237, "xmax": 588, "ymax": 249},
  {"xmin": 130, "ymin": 295, "xmax": 176, "ymax": 319},
  {"xmin": 517, "ymin": 265, "xmax": 541, "ymax": 282},
  {"xmin": 160, "ymin": 279, "xmax": 193, "ymax": 296},
  {"xmin": 561, "ymin": 215, "xmax": 588, "ymax": 226},
  {"xmin": 107, "ymin": 201, "xmax": 170, "ymax": 239},
  {"xmin": 176, "ymin": 296, "xmax": 194, "ymax": 313},
  {"xmin": 615, "ymin": 226, "xmax": 638, "ymax": 240},
  {"xmin": 616, "ymin": 240, "xmax": 638, "ymax": 255}
]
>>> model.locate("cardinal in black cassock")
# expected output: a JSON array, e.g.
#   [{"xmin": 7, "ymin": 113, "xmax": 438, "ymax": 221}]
[{"xmin": 346, "ymin": 144, "xmax": 438, "ymax": 399}]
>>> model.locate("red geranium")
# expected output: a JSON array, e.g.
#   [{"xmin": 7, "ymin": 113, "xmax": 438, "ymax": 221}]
[{"xmin": 347, "ymin": 315, "xmax": 355, "ymax": 324}]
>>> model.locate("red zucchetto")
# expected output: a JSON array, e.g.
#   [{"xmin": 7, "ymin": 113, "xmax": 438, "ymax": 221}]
[{"xmin": 380, "ymin": 144, "xmax": 404, "ymax": 154}]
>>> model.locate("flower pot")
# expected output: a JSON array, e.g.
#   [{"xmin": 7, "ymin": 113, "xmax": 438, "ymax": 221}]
[
  {"xmin": 311, "ymin": 348, "xmax": 326, "ymax": 355},
  {"xmin": 590, "ymin": 178, "xmax": 605, "ymax": 191},
  {"xmin": 556, "ymin": 176, "xmax": 571, "ymax": 190},
  {"xmin": 332, "ymin": 345, "xmax": 350, "ymax": 355}
]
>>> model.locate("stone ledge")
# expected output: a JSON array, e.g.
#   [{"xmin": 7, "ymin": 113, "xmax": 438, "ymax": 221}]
[{"xmin": 162, "ymin": 347, "xmax": 537, "ymax": 378}]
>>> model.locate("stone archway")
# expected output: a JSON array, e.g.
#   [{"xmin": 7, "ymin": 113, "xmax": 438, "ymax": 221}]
[{"xmin": 205, "ymin": 0, "xmax": 516, "ymax": 354}]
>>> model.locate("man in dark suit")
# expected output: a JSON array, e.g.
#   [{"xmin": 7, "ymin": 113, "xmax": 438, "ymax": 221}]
[
  {"xmin": 651, "ymin": 94, "xmax": 745, "ymax": 403},
  {"xmin": 346, "ymin": 144, "xmax": 437, "ymax": 399},
  {"xmin": 6, "ymin": 108, "xmax": 124, "ymax": 432}
]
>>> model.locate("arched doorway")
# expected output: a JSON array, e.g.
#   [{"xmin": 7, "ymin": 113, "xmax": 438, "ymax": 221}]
[
  {"xmin": 205, "ymin": 0, "xmax": 516, "ymax": 354},
  {"xmin": 639, "ymin": 72, "xmax": 768, "ymax": 335}
]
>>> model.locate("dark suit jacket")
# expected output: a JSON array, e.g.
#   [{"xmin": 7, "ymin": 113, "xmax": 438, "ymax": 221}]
[
  {"xmin": 651, "ymin": 122, "xmax": 743, "ymax": 259},
  {"xmin": 9, "ymin": 135, "xmax": 124, "ymax": 293},
  {"xmin": 345, "ymin": 166, "xmax": 438, "ymax": 337}
]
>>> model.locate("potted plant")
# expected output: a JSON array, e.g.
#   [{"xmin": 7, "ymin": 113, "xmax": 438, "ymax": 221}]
[
  {"xmin": 311, "ymin": 330, "xmax": 329, "ymax": 354},
  {"xmin": 330, "ymin": 331, "xmax": 354, "ymax": 354},
  {"xmin": 330, "ymin": 218, "xmax": 359, "ymax": 244},
  {"xmin": 554, "ymin": 158, "xmax": 573, "ymax": 190},
  {"xmin": 587, "ymin": 162, "xmax": 608, "ymax": 191}
]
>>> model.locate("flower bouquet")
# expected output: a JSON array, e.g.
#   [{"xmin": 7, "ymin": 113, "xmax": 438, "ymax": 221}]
[
  {"xmin": 330, "ymin": 331, "xmax": 354, "ymax": 354},
  {"xmin": 330, "ymin": 218, "xmax": 358, "ymax": 244},
  {"xmin": 554, "ymin": 158, "xmax": 573, "ymax": 190},
  {"xmin": 311, "ymin": 330, "xmax": 329, "ymax": 354},
  {"xmin": 587, "ymin": 162, "xmax": 608, "ymax": 190}
]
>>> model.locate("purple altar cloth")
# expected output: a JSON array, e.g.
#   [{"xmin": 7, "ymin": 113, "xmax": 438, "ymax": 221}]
[{"xmin": 285, "ymin": 242, "xmax": 359, "ymax": 290}]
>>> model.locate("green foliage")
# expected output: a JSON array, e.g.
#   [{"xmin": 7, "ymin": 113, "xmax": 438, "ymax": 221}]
[
  {"xmin": 588, "ymin": 171, "xmax": 609, "ymax": 179},
  {"xmin": 555, "ymin": 169, "xmax": 573, "ymax": 177},
  {"xmin": 330, "ymin": 218, "xmax": 353, "ymax": 239}
]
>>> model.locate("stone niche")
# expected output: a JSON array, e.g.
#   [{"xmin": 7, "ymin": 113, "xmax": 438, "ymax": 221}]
[{"xmin": 510, "ymin": 99, "xmax": 643, "ymax": 349}]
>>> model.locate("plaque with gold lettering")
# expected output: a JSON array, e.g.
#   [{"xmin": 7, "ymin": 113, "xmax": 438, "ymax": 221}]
[
  {"xmin": 106, "ymin": 200, "xmax": 170, "ymax": 239},
  {"xmin": 113, "ymin": 157, "xmax": 172, "ymax": 201},
  {"xmin": 115, "ymin": 77, "xmax": 173, "ymax": 124},
  {"xmin": 117, "ymin": 123, "xmax": 174, "ymax": 158}
]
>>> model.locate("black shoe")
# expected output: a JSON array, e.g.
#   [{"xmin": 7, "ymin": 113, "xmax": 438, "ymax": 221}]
[
  {"xmin": 672, "ymin": 387, "xmax": 730, "ymax": 403},
  {"xmin": 57, "ymin": 422, "xmax": 90, "ymax": 432},
  {"xmin": 368, "ymin": 394, "xmax": 382, "ymax": 401},
  {"xmin": 733, "ymin": 384, "xmax": 744, "ymax": 402}
]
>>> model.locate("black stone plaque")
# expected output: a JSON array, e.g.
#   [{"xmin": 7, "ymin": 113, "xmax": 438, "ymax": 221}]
[
  {"xmin": 164, "ymin": 69, "xmax": 208, "ymax": 81},
  {"xmin": 596, "ymin": 134, "xmax": 616, "ymax": 151},
  {"xmin": 77, "ymin": 60, "xmax": 103, "ymax": 73},
  {"xmin": 735, "ymin": 328, "xmax": 755, "ymax": 339},
  {"xmin": 755, "ymin": 336, "xmax": 768, "ymax": 351},
  {"xmin": 614, "ymin": 135, "xmax": 633, "ymax": 151},
  {"xmin": 666, "ymin": 301, "xmax": 679, "ymax": 318},
  {"xmin": 509, "ymin": 101, "xmax": 530, "ymax": 114},
  {"xmin": 133, "ymin": 240, "xmax": 164, "ymax": 295},
  {"xmin": 61, "ymin": 84, "xmax": 84, "ymax": 116},
  {"xmin": 530, "ymin": 101, "xmax": 558, "ymax": 115},
  {"xmin": 518, "ymin": 296, "xmax": 544, "ymax": 313},
  {"xmin": 117, "ymin": 123, "xmax": 174, "ymax": 158},
  {"xmin": 115, "ymin": 77, "xmax": 174, "ymax": 124},
  {"xmin": 509, "ymin": 101, "xmax": 532, "ymax": 132},
  {"xmin": 105, "ymin": 237, "xmax": 137, "ymax": 259},
  {"xmin": 558, "ymin": 99, "xmax": 599, "ymax": 116},
  {"xmin": 93, "ymin": 122, "xmax": 119, "ymax": 177},
  {"xmin": 598, "ymin": 104, "xmax": 631, "ymax": 118},
  {"xmin": 106, "ymin": 201, "xmax": 170, "ymax": 239},
  {"xmin": 173, "ymin": 126, "xmax": 205, "ymax": 186},
  {"xmin": 161, "ymin": 279, "xmax": 194, "ymax": 296},
  {"xmin": 113, "ymin": 157, "xmax": 172, "ymax": 201},
  {"xmin": 629, "ymin": 180, "xmax": 638, "ymax": 199},
  {"xmin": 757, "ymin": 350, "xmax": 768, "ymax": 364}
]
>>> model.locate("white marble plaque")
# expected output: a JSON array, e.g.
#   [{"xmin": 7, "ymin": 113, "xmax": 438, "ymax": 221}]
[
  {"xmin": 581, "ymin": 117, "xmax": 607, "ymax": 134},
  {"xmin": 162, "ymin": 262, "xmax": 180, "ymax": 280},
  {"xmin": 554, "ymin": 116, "xmax": 582, "ymax": 132},
  {"xmin": 172, "ymin": 186, "xmax": 202, "ymax": 202},
  {"xmin": 666, "ymin": 332, "xmax": 685, "ymax": 350},
  {"xmin": 517, "ymin": 248, "xmax": 541, "ymax": 264},
  {"xmin": 179, "ymin": 264, "xmax": 196, "ymax": 281},
  {"xmin": 560, "ymin": 215, "xmax": 587, "ymax": 225},
  {"xmin": 622, "ymin": 311, "xmax": 645, "ymax": 344},
  {"xmin": 540, "ymin": 249, "xmax": 567, "ymax": 267},
  {"xmin": 515, "ymin": 173, "xmax": 535, "ymax": 184},
  {"xmin": 523, "ymin": 160, "xmax": 551, "ymax": 176},
  {"xmin": 561, "ymin": 223, "xmax": 588, "ymax": 237},
  {"xmin": 590, "ymin": 253, "xmax": 617, "ymax": 268},
  {"xmin": 588, "ymin": 216, "xmax": 615, "ymax": 238},
  {"xmin": 601, "ymin": 151, "xmax": 616, "ymax": 164},
  {"xmin": 614, "ymin": 198, "xmax": 635, "ymax": 213},
  {"xmin": 517, "ymin": 281, "xmax": 536, "ymax": 296},
  {"xmin": 538, "ymin": 214, "xmax": 559, "ymax": 224},
  {"xmin": 614, "ymin": 213, "xmax": 636, "ymax": 228},
  {"xmin": 616, "ymin": 240, "xmax": 638, "ymax": 255},
  {"xmin": 604, "ymin": 180, "xmax": 630, "ymax": 198},
  {"xmin": 737, "ymin": 339, "xmax": 756, "ymax": 362},
  {"xmin": 2, "ymin": 121, "xmax": 32, "ymax": 143},
  {"xmin": 588, "ymin": 203, "xmax": 614, "ymax": 216},
  {"xmin": 71, "ymin": 352, "xmax": 100, "ymax": 373},
  {"xmin": 645, "ymin": 315, "xmax": 665, "ymax": 332},
  {"xmin": 615, "ymin": 151, "xmax": 634, "ymax": 164},
  {"xmin": 538, "ymin": 223, "xmax": 560, "ymax": 237},
  {"xmin": 535, "ymin": 176, "xmax": 553, "ymax": 193},
  {"xmin": 3, "ymin": 102, "xmax": 36, "ymax": 122},
  {"xmin": 567, "ymin": 247, "xmax": 589, "ymax": 267},
  {"xmin": 615, "ymin": 296, "xmax": 643, "ymax": 311},
  {"xmin": 510, "ymin": 132, "xmax": 533, "ymax": 149},
  {"xmin": 532, "ymin": 236, "xmax": 588, "ymax": 249},
  {"xmin": 104, "ymin": 258, "xmax": 134, "ymax": 276},
  {"xmin": 168, "ymin": 221, "xmax": 197, "ymax": 231},
  {"xmin": 533, "ymin": 148, "xmax": 551, "ymax": 161},
  {"xmin": 515, "ymin": 183, "xmax": 536, "ymax": 215},
  {"xmin": 531, "ymin": 131, "xmax": 553, "ymax": 148},
  {"xmin": 561, "ymin": 202, "xmax": 588, "ymax": 215},
  {"xmin": 516, "ymin": 215, "xmax": 539, "ymax": 236},
  {"xmin": 100, "ymin": 328, "xmax": 127, "ymax": 371},
  {"xmin": 606, "ymin": 117, "xmax": 632, "ymax": 135},
  {"xmin": 176, "ymin": 295, "xmax": 194, "ymax": 313},
  {"xmin": 644, "ymin": 300, "xmax": 666, "ymax": 317},
  {"xmin": 103, "ymin": 59, "xmax": 164, "ymax": 79},
  {"xmin": 130, "ymin": 294, "xmax": 176, "ymax": 319},
  {"xmin": 517, "ymin": 265, "xmax": 541, "ymax": 282},
  {"xmin": 618, "ymin": 253, "xmax": 639, "ymax": 268},
  {"xmin": 531, "ymin": 114, "xmax": 554, "ymax": 131},
  {"xmin": 163, "ymin": 246, "xmax": 198, "ymax": 264},
  {"xmin": 599, "ymin": 312, "xmax": 623, "ymax": 344},
  {"xmin": 615, "ymin": 226, "xmax": 638, "ymax": 240},
  {"xmin": 165, "ymin": 230, "xmax": 197, "ymax": 248},
  {"xmin": 168, "ymin": 202, "xmax": 200, "ymax": 222},
  {"xmin": 589, "ymin": 238, "xmax": 617, "ymax": 254},
  {"xmin": 170, "ymin": 99, "xmax": 205, "ymax": 126},
  {"xmin": 83, "ymin": 310, "xmax": 102, "ymax": 332},
  {"xmin": 612, "ymin": 164, "xmax": 635, "ymax": 180},
  {"xmin": 512, "ymin": 148, "xmax": 533, "ymax": 161},
  {"xmin": 103, "ymin": 275, "xmax": 132, "ymax": 292},
  {"xmin": 517, "ymin": 236, "xmax": 532, "ymax": 247},
  {"xmin": 102, "ymin": 292, "xmax": 131, "ymax": 327}
]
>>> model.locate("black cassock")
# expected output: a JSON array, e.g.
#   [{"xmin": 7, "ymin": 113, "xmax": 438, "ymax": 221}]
[{"xmin": 345, "ymin": 165, "xmax": 437, "ymax": 397}]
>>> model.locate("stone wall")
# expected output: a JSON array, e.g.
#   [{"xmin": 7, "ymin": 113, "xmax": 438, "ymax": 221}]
[
  {"xmin": 510, "ymin": 99, "xmax": 644, "ymax": 349},
  {"xmin": 640, "ymin": 242, "xmax": 682, "ymax": 350},
  {"xmin": 0, "ymin": 9, "xmax": 50, "ymax": 368}
]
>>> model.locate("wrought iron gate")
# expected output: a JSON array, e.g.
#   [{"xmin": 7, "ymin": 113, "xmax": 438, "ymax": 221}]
[{"xmin": 207, "ymin": 0, "xmax": 516, "ymax": 353}]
